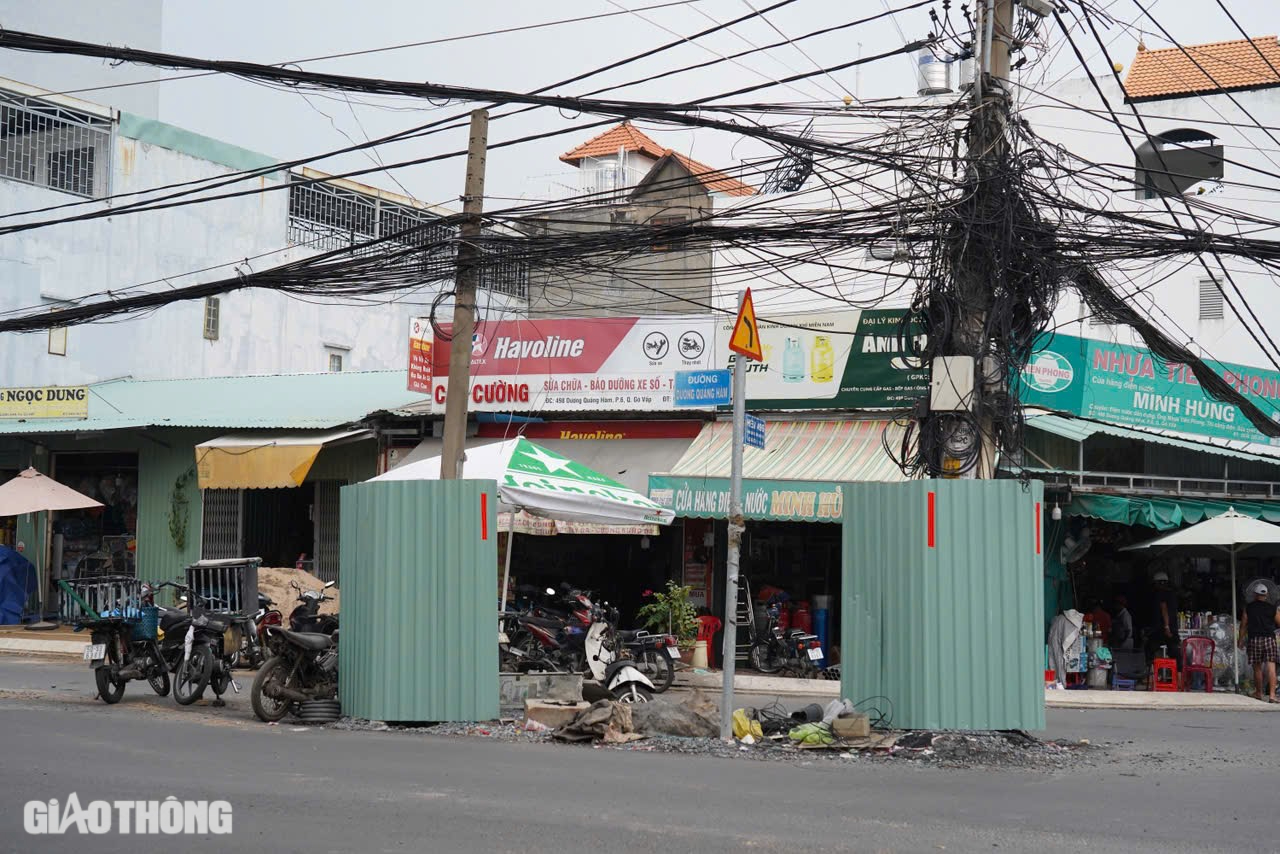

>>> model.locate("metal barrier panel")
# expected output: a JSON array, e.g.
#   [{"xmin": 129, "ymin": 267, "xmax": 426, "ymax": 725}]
[
  {"xmin": 339, "ymin": 479, "xmax": 499, "ymax": 722},
  {"xmin": 842, "ymin": 480, "xmax": 1045, "ymax": 731}
]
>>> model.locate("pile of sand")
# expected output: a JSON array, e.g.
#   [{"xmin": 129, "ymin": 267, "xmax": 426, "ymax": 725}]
[{"xmin": 258, "ymin": 567, "xmax": 339, "ymax": 615}]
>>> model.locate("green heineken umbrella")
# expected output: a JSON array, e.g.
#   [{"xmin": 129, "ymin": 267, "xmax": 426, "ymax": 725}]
[{"xmin": 371, "ymin": 437, "xmax": 674, "ymax": 605}]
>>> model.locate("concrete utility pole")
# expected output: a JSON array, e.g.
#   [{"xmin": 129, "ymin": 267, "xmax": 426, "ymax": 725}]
[
  {"xmin": 440, "ymin": 109, "xmax": 489, "ymax": 480},
  {"xmin": 942, "ymin": 0, "xmax": 1013, "ymax": 479}
]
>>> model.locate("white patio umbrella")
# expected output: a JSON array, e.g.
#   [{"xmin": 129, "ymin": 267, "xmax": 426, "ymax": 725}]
[
  {"xmin": 370, "ymin": 437, "xmax": 674, "ymax": 607},
  {"xmin": 1124, "ymin": 508, "xmax": 1280, "ymax": 689},
  {"xmin": 0, "ymin": 468, "xmax": 103, "ymax": 627}
]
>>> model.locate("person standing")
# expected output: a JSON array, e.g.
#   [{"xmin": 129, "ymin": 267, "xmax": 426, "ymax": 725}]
[
  {"xmin": 1087, "ymin": 599, "xmax": 1112, "ymax": 644},
  {"xmin": 1111, "ymin": 594, "xmax": 1134, "ymax": 650},
  {"xmin": 1148, "ymin": 571, "xmax": 1180, "ymax": 665},
  {"xmin": 1238, "ymin": 584, "xmax": 1280, "ymax": 703}
]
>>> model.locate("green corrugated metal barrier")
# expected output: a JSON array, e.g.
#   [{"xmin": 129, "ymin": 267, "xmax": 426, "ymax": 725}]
[
  {"xmin": 842, "ymin": 480, "xmax": 1045, "ymax": 731},
  {"xmin": 339, "ymin": 479, "xmax": 499, "ymax": 722}
]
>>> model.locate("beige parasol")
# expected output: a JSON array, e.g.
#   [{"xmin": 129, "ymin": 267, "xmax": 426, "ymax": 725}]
[
  {"xmin": 0, "ymin": 467, "xmax": 103, "ymax": 517},
  {"xmin": 0, "ymin": 468, "xmax": 102, "ymax": 627}
]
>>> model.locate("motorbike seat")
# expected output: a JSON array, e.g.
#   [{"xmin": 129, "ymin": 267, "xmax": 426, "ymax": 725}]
[
  {"xmin": 616, "ymin": 629, "xmax": 647, "ymax": 643},
  {"xmin": 278, "ymin": 629, "xmax": 333, "ymax": 651}
]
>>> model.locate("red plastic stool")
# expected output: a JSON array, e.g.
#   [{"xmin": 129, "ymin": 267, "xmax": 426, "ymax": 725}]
[
  {"xmin": 696, "ymin": 616, "xmax": 722, "ymax": 668},
  {"xmin": 1152, "ymin": 657, "xmax": 1178, "ymax": 692}
]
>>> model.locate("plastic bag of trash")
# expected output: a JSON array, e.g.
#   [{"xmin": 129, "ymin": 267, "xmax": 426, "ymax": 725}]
[
  {"xmin": 732, "ymin": 708, "xmax": 763, "ymax": 740},
  {"xmin": 822, "ymin": 699, "xmax": 853, "ymax": 723},
  {"xmin": 788, "ymin": 722, "xmax": 834, "ymax": 746}
]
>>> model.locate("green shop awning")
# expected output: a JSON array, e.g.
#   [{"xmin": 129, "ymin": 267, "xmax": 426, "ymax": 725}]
[
  {"xmin": 648, "ymin": 419, "xmax": 907, "ymax": 523},
  {"xmin": 1070, "ymin": 493, "xmax": 1280, "ymax": 531},
  {"xmin": 1027, "ymin": 413, "xmax": 1280, "ymax": 465}
]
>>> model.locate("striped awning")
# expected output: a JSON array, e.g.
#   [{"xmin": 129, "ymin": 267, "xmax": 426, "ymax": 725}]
[{"xmin": 667, "ymin": 419, "xmax": 909, "ymax": 482}]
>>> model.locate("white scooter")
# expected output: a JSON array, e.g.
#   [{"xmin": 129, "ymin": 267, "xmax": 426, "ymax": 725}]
[{"xmin": 585, "ymin": 621, "xmax": 655, "ymax": 703}]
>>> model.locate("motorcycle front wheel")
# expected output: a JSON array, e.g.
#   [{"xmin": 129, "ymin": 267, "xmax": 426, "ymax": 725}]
[
  {"xmin": 611, "ymin": 682, "xmax": 652, "ymax": 704},
  {"xmin": 173, "ymin": 646, "xmax": 213, "ymax": 705},
  {"xmin": 251, "ymin": 656, "xmax": 294, "ymax": 723},
  {"xmin": 749, "ymin": 641, "xmax": 783, "ymax": 674}
]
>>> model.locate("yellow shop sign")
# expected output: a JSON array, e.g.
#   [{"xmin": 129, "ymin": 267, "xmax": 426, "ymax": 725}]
[{"xmin": 0, "ymin": 386, "xmax": 89, "ymax": 419}]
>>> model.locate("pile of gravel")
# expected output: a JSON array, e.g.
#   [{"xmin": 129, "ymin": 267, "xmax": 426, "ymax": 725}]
[{"xmin": 326, "ymin": 716, "xmax": 1096, "ymax": 771}]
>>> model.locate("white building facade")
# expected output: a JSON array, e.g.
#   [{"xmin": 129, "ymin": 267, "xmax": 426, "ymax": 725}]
[{"xmin": 0, "ymin": 75, "xmax": 526, "ymax": 386}]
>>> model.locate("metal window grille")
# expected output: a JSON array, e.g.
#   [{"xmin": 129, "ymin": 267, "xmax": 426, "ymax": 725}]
[
  {"xmin": 287, "ymin": 173, "xmax": 528, "ymax": 298},
  {"xmin": 203, "ymin": 296, "xmax": 220, "ymax": 340},
  {"xmin": 1199, "ymin": 279, "xmax": 1225, "ymax": 320},
  {"xmin": 201, "ymin": 489, "xmax": 244, "ymax": 560},
  {"xmin": 0, "ymin": 90, "xmax": 111, "ymax": 198},
  {"xmin": 313, "ymin": 480, "xmax": 342, "ymax": 585},
  {"xmin": 328, "ymin": 352, "xmax": 343, "ymax": 372}
]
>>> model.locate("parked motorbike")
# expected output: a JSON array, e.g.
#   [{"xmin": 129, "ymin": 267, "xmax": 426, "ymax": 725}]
[
  {"xmin": 289, "ymin": 580, "xmax": 338, "ymax": 634},
  {"xmin": 749, "ymin": 602, "xmax": 824, "ymax": 678},
  {"xmin": 153, "ymin": 585, "xmax": 243, "ymax": 706},
  {"xmin": 584, "ymin": 621, "xmax": 655, "ymax": 703},
  {"xmin": 68, "ymin": 582, "xmax": 170, "ymax": 703},
  {"xmin": 251, "ymin": 625, "xmax": 339, "ymax": 722},
  {"xmin": 616, "ymin": 629, "xmax": 679, "ymax": 693},
  {"xmin": 228, "ymin": 592, "xmax": 280, "ymax": 669}
]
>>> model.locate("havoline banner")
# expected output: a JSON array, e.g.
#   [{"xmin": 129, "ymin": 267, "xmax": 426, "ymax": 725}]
[
  {"xmin": 1020, "ymin": 333, "xmax": 1280, "ymax": 446},
  {"xmin": 728, "ymin": 308, "xmax": 929, "ymax": 410}
]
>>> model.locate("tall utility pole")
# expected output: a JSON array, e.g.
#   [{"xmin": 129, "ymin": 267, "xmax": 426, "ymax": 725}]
[
  {"xmin": 941, "ymin": 0, "xmax": 1013, "ymax": 479},
  {"xmin": 720, "ymin": 289, "xmax": 760, "ymax": 740},
  {"xmin": 440, "ymin": 109, "xmax": 489, "ymax": 480}
]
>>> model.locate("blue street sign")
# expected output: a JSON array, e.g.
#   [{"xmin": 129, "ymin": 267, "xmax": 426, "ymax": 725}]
[
  {"xmin": 674, "ymin": 369, "xmax": 732, "ymax": 407},
  {"xmin": 744, "ymin": 413, "xmax": 766, "ymax": 450}
]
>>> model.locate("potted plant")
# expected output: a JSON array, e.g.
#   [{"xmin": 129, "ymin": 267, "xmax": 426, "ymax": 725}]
[{"xmin": 636, "ymin": 581, "xmax": 699, "ymax": 660}]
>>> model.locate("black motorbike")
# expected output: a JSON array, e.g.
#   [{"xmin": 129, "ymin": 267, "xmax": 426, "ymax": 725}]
[
  {"xmin": 289, "ymin": 579, "xmax": 339, "ymax": 634},
  {"xmin": 153, "ymin": 584, "xmax": 245, "ymax": 706},
  {"xmin": 615, "ymin": 629, "xmax": 678, "ymax": 693},
  {"xmin": 251, "ymin": 625, "xmax": 339, "ymax": 722},
  {"xmin": 73, "ymin": 583, "xmax": 170, "ymax": 703},
  {"xmin": 749, "ymin": 602, "xmax": 824, "ymax": 678}
]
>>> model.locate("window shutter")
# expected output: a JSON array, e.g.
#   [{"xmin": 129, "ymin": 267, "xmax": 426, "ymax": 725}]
[{"xmin": 1199, "ymin": 279, "xmax": 1224, "ymax": 320}]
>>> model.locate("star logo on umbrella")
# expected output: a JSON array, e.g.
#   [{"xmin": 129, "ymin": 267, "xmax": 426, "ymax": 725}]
[{"xmin": 520, "ymin": 445, "xmax": 574, "ymax": 474}]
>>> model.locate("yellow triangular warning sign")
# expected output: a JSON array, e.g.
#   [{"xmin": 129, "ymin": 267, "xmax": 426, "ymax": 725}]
[{"xmin": 729, "ymin": 289, "xmax": 764, "ymax": 361}]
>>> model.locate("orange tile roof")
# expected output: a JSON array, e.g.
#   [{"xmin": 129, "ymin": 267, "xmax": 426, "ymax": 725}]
[
  {"xmin": 1124, "ymin": 36, "xmax": 1280, "ymax": 102},
  {"xmin": 561, "ymin": 121, "xmax": 755, "ymax": 196},
  {"xmin": 559, "ymin": 121, "xmax": 667, "ymax": 164}
]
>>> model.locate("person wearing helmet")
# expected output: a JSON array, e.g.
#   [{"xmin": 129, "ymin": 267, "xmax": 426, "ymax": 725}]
[{"xmin": 1238, "ymin": 583, "xmax": 1280, "ymax": 703}]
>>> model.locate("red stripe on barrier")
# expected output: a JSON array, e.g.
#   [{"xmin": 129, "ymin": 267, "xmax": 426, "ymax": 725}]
[
  {"xmin": 927, "ymin": 491, "xmax": 936, "ymax": 548},
  {"xmin": 1035, "ymin": 502, "xmax": 1042, "ymax": 554},
  {"xmin": 481, "ymin": 493, "xmax": 489, "ymax": 540}
]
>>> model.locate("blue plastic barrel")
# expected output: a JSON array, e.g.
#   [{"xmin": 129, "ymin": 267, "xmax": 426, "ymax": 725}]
[{"xmin": 814, "ymin": 608, "xmax": 829, "ymax": 661}]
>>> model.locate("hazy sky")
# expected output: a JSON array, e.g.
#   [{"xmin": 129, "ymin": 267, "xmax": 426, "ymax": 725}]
[{"xmin": 145, "ymin": 1, "xmax": 1273, "ymax": 208}]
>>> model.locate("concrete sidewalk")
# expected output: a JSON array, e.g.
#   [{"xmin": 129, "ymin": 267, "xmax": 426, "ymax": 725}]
[
  {"xmin": 0, "ymin": 625, "xmax": 83, "ymax": 656},
  {"xmin": 1046, "ymin": 687, "xmax": 1280, "ymax": 712},
  {"xmin": 675, "ymin": 668, "xmax": 840, "ymax": 698}
]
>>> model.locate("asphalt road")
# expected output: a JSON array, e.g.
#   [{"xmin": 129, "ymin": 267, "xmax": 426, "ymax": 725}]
[{"xmin": 0, "ymin": 656, "xmax": 1274, "ymax": 854}]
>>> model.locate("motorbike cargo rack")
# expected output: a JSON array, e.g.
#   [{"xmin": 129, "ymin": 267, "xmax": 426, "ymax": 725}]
[
  {"xmin": 185, "ymin": 557, "xmax": 260, "ymax": 616},
  {"xmin": 58, "ymin": 575, "xmax": 143, "ymax": 624}
]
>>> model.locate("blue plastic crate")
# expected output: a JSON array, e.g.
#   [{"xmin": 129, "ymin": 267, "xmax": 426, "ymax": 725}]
[{"xmin": 131, "ymin": 606, "xmax": 159, "ymax": 641}]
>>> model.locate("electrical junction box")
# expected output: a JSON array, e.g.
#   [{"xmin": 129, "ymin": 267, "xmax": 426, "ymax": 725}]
[{"xmin": 929, "ymin": 356, "xmax": 975, "ymax": 411}]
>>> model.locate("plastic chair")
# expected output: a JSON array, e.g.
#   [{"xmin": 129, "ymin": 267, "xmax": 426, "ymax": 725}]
[
  {"xmin": 696, "ymin": 615, "xmax": 722, "ymax": 668},
  {"xmin": 1180, "ymin": 636, "xmax": 1216, "ymax": 693},
  {"xmin": 1152, "ymin": 657, "xmax": 1178, "ymax": 692}
]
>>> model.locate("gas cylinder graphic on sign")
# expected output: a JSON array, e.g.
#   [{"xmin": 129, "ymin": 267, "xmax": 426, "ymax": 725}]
[
  {"xmin": 782, "ymin": 337, "xmax": 805, "ymax": 383},
  {"xmin": 810, "ymin": 335, "xmax": 834, "ymax": 383}
]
